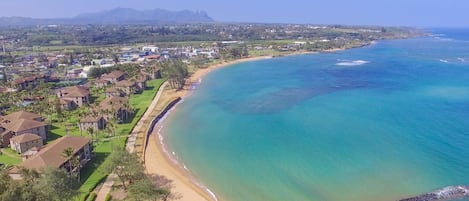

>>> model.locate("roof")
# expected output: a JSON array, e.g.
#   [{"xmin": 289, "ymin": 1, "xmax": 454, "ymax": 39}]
[
  {"xmin": 115, "ymin": 80, "xmax": 135, "ymax": 87},
  {"xmin": 80, "ymin": 116, "xmax": 103, "ymax": 123},
  {"xmin": 3, "ymin": 111, "xmax": 42, "ymax": 121},
  {"xmin": 105, "ymin": 87, "xmax": 120, "ymax": 93},
  {"xmin": 99, "ymin": 96, "xmax": 129, "ymax": 111},
  {"xmin": 59, "ymin": 86, "xmax": 90, "ymax": 98},
  {"xmin": 101, "ymin": 70, "xmax": 126, "ymax": 79},
  {"xmin": 10, "ymin": 133, "xmax": 42, "ymax": 144},
  {"xmin": 2, "ymin": 119, "xmax": 47, "ymax": 132},
  {"xmin": 20, "ymin": 136, "xmax": 91, "ymax": 171},
  {"xmin": 96, "ymin": 79, "xmax": 110, "ymax": 84}
]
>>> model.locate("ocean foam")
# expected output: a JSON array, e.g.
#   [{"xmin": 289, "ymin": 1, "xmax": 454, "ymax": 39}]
[
  {"xmin": 336, "ymin": 60, "xmax": 370, "ymax": 66},
  {"xmin": 439, "ymin": 59, "xmax": 449, "ymax": 63}
]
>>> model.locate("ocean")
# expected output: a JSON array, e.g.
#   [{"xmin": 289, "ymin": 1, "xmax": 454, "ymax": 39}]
[{"xmin": 162, "ymin": 29, "xmax": 469, "ymax": 201}]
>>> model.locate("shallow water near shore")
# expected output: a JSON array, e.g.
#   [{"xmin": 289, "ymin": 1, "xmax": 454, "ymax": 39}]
[{"xmin": 163, "ymin": 29, "xmax": 469, "ymax": 201}]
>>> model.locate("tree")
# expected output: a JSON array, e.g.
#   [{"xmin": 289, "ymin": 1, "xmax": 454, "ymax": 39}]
[
  {"xmin": 161, "ymin": 60, "xmax": 188, "ymax": 89},
  {"xmin": 0, "ymin": 167, "xmax": 78, "ymax": 201},
  {"xmin": 0, "ymin": 168, "xmax": 12, "ymax": 195},
  {"xmin": 127, "ymin": 174, "xmax": 179, "ymax": 201},
  {"xmin": 104, "ymin": 149, "xmax": 144, "ymax": 189},
  {"xmin": 127, "ymin": 177, "xmax": 160, "ymax": 201},
  {"xmin": 35, "ymin": 167, "xmax": 79, "ymax": 201}
]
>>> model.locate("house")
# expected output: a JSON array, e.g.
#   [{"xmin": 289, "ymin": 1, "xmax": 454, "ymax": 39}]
[
  {"xmin": 134, "ymin": 77, "xmax": 147, "ymax": 92},
  {"xmin": 10, "ymin": 136, "xmax": 92, "ymax": 179},
  {"xmin": 0, "ymin": 111, "xmax": 47, "ymax": 147},
  {"xmin": 21, "ymin": 147, "xmax": 40, "ymax": 161},
  {"xmin": 105, "ymin": 87, "xmax": 123, "ymax": 98},
  {"xmin": 2, "ymin": 111, "xmax": 43, "ymax": 122},
  {"xmin": 99, "ymin": 97, "xmax": 132, "ymax": 123},
  {"xmin": 10, "ymin": 134, "xmax": 43, "ymax": 154},
  {"xmin": 12, "ymin": 76, "xmax": 38, "ymax": 91},
  {"xmin": 115, "ymin": 80, "xmax": 136, "ymax": 95},
  {"xmin": 59, "ymin": 99, "xmax": 77, "ymax": 111},
  {"xmin": 142, "ymin": 68, "xmax": 161, "ymax": 79},
  {"xmin": 78, "ymin": 116, "xmax": 106, "ymax": 132},
  {"xmin": 95, "ymin": 79, "xmax": 110, "ymax": 88},
  {"xmin": 56, "ymin": 86, "xmax": 90, "ymax": 107},
  {"xmin": 0, "ymin": 119, "xmax": 47, "ymax": 146},
  {"xmin": 101, "ymin": 70, "xmax": 127, "ymax": 83}
]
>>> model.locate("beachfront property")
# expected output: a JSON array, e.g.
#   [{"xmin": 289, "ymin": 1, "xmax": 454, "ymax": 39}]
[
  {"xmin": 0, "ymin": 111, "xmax": 47, "ymax": 147},
  {"xmin": 56, "ymin": 86, "xmax": 90, "ymax": 108},
  {"xmin": 9, "ymin": 136, "xmax": 93, "ymax": 179}
]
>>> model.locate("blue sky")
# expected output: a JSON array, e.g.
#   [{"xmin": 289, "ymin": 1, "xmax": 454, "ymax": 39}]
[{"xmin": 0, "ymin": 0, "xmax": 467, "ymax": 27}]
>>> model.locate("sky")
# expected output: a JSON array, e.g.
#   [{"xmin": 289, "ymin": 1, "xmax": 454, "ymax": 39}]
[{"xmin": 0, "ymin": 0, "xmax": 467, "ymax": 27}]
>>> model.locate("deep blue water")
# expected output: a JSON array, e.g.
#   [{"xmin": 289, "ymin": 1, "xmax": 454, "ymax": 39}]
[{"xmin": 163, "ymin": 29, "xmax": 469, "ymax": 201}]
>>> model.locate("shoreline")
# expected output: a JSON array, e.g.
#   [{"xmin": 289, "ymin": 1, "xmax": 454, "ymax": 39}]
[{"xmin": 144, "ymin": 44, "xmax": 374, "ymax": 201}]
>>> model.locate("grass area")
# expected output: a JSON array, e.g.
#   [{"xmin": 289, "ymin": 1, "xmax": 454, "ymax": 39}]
[
  {"xmin": 0, "ymin": 154, "xmax": 22, "ymax": 166},
  {"xmin": 0, "ymin": 148, "xmax": 22, "ymax": 166}
]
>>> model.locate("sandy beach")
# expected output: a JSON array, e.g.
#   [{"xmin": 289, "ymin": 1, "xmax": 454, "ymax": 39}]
[{"xmin": 144, "ymin": 55, "xmax": 275, "ymax": 201}]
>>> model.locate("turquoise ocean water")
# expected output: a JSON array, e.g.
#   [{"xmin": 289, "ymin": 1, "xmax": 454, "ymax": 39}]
[{"xmin": 162, "ymin": 29, "xmax": 469, "ymax": 201}]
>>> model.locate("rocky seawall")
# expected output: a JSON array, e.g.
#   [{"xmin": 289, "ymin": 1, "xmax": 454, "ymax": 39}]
[{"xmin": 399, "ymin": 186, "xmax": 469, "ymax": 201}]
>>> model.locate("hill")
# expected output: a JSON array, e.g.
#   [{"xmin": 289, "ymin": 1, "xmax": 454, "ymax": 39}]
[{"xmin": 0, "ymin": 7, "xmax": 214, "ymax": 26}]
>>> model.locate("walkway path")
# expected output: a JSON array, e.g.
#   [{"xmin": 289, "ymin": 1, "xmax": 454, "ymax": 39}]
[{"xmin": 95, "ymin": 81, "xmax": 168, "ymax": 201}]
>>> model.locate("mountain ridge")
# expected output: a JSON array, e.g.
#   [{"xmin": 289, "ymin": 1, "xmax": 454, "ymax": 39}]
[{"xmin": 0, "ymin": 7, "xmax": 214, "ymax": 26}]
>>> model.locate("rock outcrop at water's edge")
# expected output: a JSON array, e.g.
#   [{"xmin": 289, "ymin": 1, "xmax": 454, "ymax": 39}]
[{"xmin": 399, "ymin": 186, "xmax": 469, "ymax": 201}]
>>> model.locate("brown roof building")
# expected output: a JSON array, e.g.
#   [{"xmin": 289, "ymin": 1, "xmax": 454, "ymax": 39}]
[
  {"xmin": 115, "ymin": 80, "xmax": 136, "ymax": 95},
  {"xmin": 101, "ymin": 70, "xmax": 127, "ymax": 83},
  {"xmin": 2, "ymin": 111, "xmax": 43, "ymax": 122},
  {"xmin": 99, "ymin": 97, "xmax": 132, "ymax": 123},
  {"xmin": 10, "ymin": 133, "xmax": 43, "ymax": 154},
  {"xmin": 78, "ymin": 116, "xmax": 106, "ymax": 132},
  {"xmin": 0, "ymin": 111, "xmax": 47, "ymax": 147},
  {"xmin": 57, "ymin": 86, "xmax": 90, "ymax": 108},
  {"xmin": 15, "ymin": 136, "xmax": 92, "ymax": 173}
]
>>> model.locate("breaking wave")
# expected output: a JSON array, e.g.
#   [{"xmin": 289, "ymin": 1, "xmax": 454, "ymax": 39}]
[{"xmin": 336, "ymin": 60, "xmax": 370, "ymax": 66}]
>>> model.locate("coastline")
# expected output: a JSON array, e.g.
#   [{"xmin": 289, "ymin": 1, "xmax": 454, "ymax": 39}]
[{"xmin": 143, "ymin": 44, "xmax": 373, "ymax": 201}]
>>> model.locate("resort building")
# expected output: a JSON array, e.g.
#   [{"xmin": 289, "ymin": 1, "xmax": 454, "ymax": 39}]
[
  {"xmin": 101, "ymin": 70, "xmax": 127, "ymax": 83},
  {"xmin": 10, "ymin": 134, "xmax": 43, "ymax": 154},
  {"xmin": 10, "ymin": 136, "xmax": 93, "ymax": 179},
  {"xmin": 0, "ymin": 111, "xmax": 47, "ymax": 147},
  {"xmin": 115, "ymin": 80, "xmax": 137, "ymax": 95},
  {"xmin": 105, "ymin": 87, "xmax": 124, "ymax": 98},
  {"xmin": 78, "ymin": 116, "xmax": 106, "ymax": 132},
  {"xmin": 56, "ymin": 86, "xmax": 90, "ymax": 108},
  {"xmin": 99, "ymin": 96, "xmax": 132, "ymax": 123}
]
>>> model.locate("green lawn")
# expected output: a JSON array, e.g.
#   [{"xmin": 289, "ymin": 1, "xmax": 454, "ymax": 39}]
[
  {"xmin": 0, "ymin": 154, "xmax": 21, "ymax": 166},
  {"xmin": 0, "ymin": 148, "xmax": 22, "ymax": 166}
]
